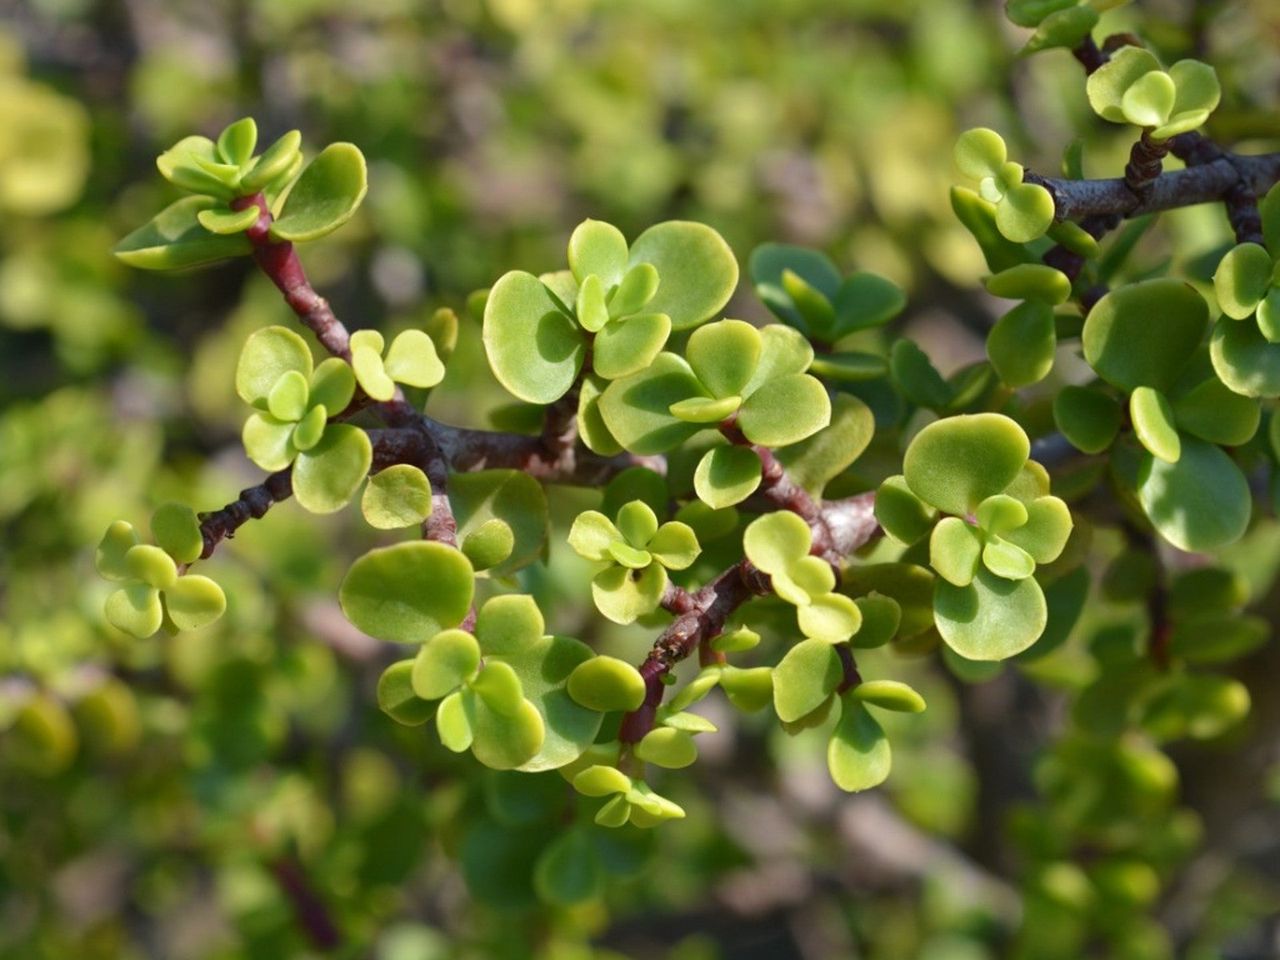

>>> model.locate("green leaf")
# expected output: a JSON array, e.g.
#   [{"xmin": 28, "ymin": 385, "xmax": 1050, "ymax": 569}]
[
  {"xmin": 781, "ymin": 269, "xmax": 836, "ymax": 338},
  {"xmin": 1143, "ymin": 674, "xmax": 1249, "ymax": 741},
  {"xmin": 950, "ymin": 187, "xmax": 1031, "ymax": 274},
  {"xmin": 1004, "ymin": 496, "xmax": 1073, "ymax": 564},
  {"xmin": 1121, "ymin": 70, "xmax": 1176, "ymax": 127},
  {"xmin": 568, "ymin": 219, "xmax": 629, "ymax": 288},
  {"xmin": 669, "ymin": 395, "xmax": 742, "ymax": 423},
  {"xmin": 647, "ymin": 522, "xmax": 701, "ymax": 570},
  {"xmin": 890, "ymin": 339, "xmax": 952, "ymax": 409},
  {"xmin": 686, "ymin": 319, "xmax": 762, "ymax": 398},
  {"xmin": 266, "ymin": 368, "xmax": 310, "ymax": 421},
  {"xmin": 384, "ymin": 329, "xmax": 445, "ymax": 389},
  {"xmin": 1084, "ymin": 279, "xmax": 1208, "ymax": 392},
  {"xmin": 775, "ymin": 394, "xmax": 875, "ymax": 497},
  {"xmin": 985, "ymin": 264, "xmax": 1071, "ymax": 305},
  {"xmin": 483, "ymin": 271, "xmax": 584, "ymax": 405},
  {"xmin": 997, "ymin": 181, "xmax": 1056, "ymax": 244},
  {"xmin": 115, "ymin": 196, "xmax": 253, "ymax": 270},
  {"xmin": 976, "ymin": 494, "xmax": 1027, "ymax": 535},
  {"xmin": 874, "ymin": 475, "xmax": 938, "ymax": 546},
  {"xmin": 1130, "ymin": 387, "xmax": 1181, "ymax": 463},
  {"xmin": 163, "ymin": 574, "xmax": 226, "ymax": 631},
  {"xmin": 609, "ymin": 263, "xmax": 660, "ymax": 319},
  {"xmin": 473, "ymin": 594, "xmax": 544, "ymax": 658},
  {"xmin": 988, "ymin": 300, "xmax": 1057, "ymax": 387},
  {"xmin": 155, "ymin": 135, "xmax": 233, "ymax": 197},
  {"xmin": 982, "ymin": 537, "xmax": 1036, "ymax": 580},
  {"xmin": 852, "ymin": 680, "xmax": 926, "ymax": 713},
  {"xmin": 903, "ymin": 413, "xmax": 1030, "ymax": 516},
  {"xmin": 851, "ymin": 595, "xmax": 901, "ymax": 649},
  {"xmin": 151, "ymin": 502, "xmax": 203, "ymax": 564},
  {"xmin": 436, "ymin": 690, "xmax": 473, "ymax": 752},
  {"xmin": 1022, "ymin": 5, "xmax": 1099, "ymax": 53},
  {"xmin": 591, "ymin": 563, "xmax": 667, "ymax": 625},
  {"xmin": 340, "ymin": 541, "xmax": 474, "ymax": 643},
  {"xmin": 412, "ymin": 629, "xmax": 481, "ymax": 700},
  {"xmin": 934, "ymin": 567, "xmax": 1047, "ymax": 660},
  {"xmin": 376, "ymin": 661, "xmax": 435, "ymax": 726},
  {"xmin": 831, "ymin": 272, "xmax": 905, "ymax": 338},
  {"xmin": 608, "ymin": 541, "xmax": 651, "ymax": 570},
  {"xmin": 954, "ymin": 128, "xmax": 1007, "ymax": 182},
  {"xmin": 808, "ymin": 351, "xmax": 888, "ymax": 383},
  {"xmin": 495, "ymin": 634, "xmax": 602, "ymax": 772},
  {"xmin": 1171, "ymin": 378, "xmax": 1260, "ymax": 446},
  {"xmin": 577, "ymin": 375, "xmax": 623, "ymax": 456},
  {"xmin": 750, "ymin": 243, "xmax": 841, "ymax": 333},
  {"xmin": 239, "ymin": 129, "xmax": 303, "ymax": 192},
  {"xmin": 592, "ymin": 312, "xmax": 671, "ymax": 380},
  {"xmin": 742, "ymin": 510, "xmax": 811, "ymax": 575},
  {"xmin": 534, "ymin": 830, "xmax": 603, "ymax": 906},
  {"xmin": 693, "ymin": 445, "xmax": 762, "ymax": 509},
  {"xmin": 598, "ymin": 352, "xmax": 703, "ymax": 454},
  {"xmin": 930, "ymin": 517, "xmax": 983, "ymax": 587},
  {"xmin": 292, "ymin": 423, "xmax": 371, "ymax": 514},
  {"xmin": 217, "ymin": 117, "xmax": 257, "ymax": 165},
  {"xmin": 241, "ymin": 413, "xmax": 296, "ymax": 471},
  {"xmin": 1210, "ymin": 314, "xmax": 1280, "ymax": 397},
  {"xmin": 1213, "ymin": 243, "xmax": 1273, "ymax": 319},
  {"xmin": 290, "ymin": 405, "xmax": 327, "ymax": 452},
  {"xmin": 772, "ymin": 638, "xmax": 843, "ymax": 723},
  {"xmin": 104, "ymin": 583, "xmax": 163, "ymax": 638},
  {"xmin": 468, "ymin": 694, "xmax": 545, "ymax": 770},
  {"xmin": 471, "ymin": 660, "xmax": 526, "ymax": 716},
  {"xmin": 797, "ymin": 593, "xmax": 863, "ymax": 643},
  {"xmin": 125, "ymin": 544, "xmax": 177, "ymax": 589},
  {"xmin": 1005, "ymin": 0, "xmax": 1077, "ymax": 29},
  {"xmin": 566, "ymin": 656, "xmax": 647, "ymax": 713},
  {"xmin": 450, "ymin": 470, "xmax": 549, "ymax": 577},
  {"xmin": 362, "ymin": 464, "xmax": 432, "ymax": 529},
  {"xmin": 268, "ymin": 143, "xmax": 367, "ymax": 241},
  {"xmin": 573, "ymin": 765, "xmax": 632, "ymax": 797},
  {"xmin": 308, "ymin": 357, "xmax": 355, "ymax": 414},
  {"xmin": 628, "ymin": 221, "xmax": 738, "ymax": 330},
  {"xmin": 235, "ymin": 325, "xmax": 312, "ymax": 407},
  {"xmin": 634, "ymin": 727, "xmax": 698, "ymax": 769},
  {"xmin": 1087, "ymin": 46, "xmax": 1164, "ymax": 123},
  {"xmin": 96, "ymin": 520, "xmax": 140, "ymax": 581},
  {"xmin": 1135, "ymin": 436, "xmax": 1251, "ymax": 551},
  {"xmin": 197, "ymin": 205, "xmax": 260, "ymax": 235},
  {"xmin": 568, "ymin": 510, "xmax": 624, "ymax": 562},
  {"xmin": 576, "ymin": 274, "xmax": 610, "ymax": 333},
  {"xmin": 827, "ymin": 697, "xmax": 891, "ymax": 792},
  {"xmin": 615, "ymin": 500, "xmax": 659, "ymax": 549},
  {"xmin": 744, "ymin": 324, "xmax": 817, "ymax": 394},
  {"xmin": 461, "ymin": 519, "xmax": 515, "ymax": 571},
  {"xmin": 1054, "ymin": 385, "xmax": 1122, "ymax": 454},
  {"xmin": 737, "ymin": 374, "xmax": 831, "ymax": 447}
]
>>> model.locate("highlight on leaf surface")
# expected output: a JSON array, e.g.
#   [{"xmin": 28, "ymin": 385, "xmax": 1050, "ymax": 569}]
[
  {"xmin": 1086, "ymin": 47, "xmax": 1220, "ymax": 139},
  {"xmin": 953, "ymin": 128, "xmax": 1055, "ymax": 243}
]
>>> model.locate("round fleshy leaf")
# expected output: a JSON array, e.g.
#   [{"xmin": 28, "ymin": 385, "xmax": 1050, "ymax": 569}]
[
  {"xmin": 718, "ymin": 666, "xmax": 774, "ymax": 712},
  {"xmin": 533, "ymin": 830, "xmax": 604, "ymax": 907},
  {"xmin": 772, "ymin": 638, "xmax": 843, "ymax": 723},
  {"xmin": 592, "ymin": 312, "xmax": 671, "ymax": 380},
  {"xmin": 988, "ymin": 300, "xmax": 1057, "ymax": 387},
  {"xmin": 954, "ymin": 128, "xmax": 1007, "ymax": 182},
  {"xmin": 1214, "ymin": 243, "xmax": 1273, "ymax": 320},
  {"xmin": 577, "ymin": 375, "xmax": 623, "ymax": 456},
  {"xmin": 163, "ymin": 574, "xmax": 226, "ymax": 631},
  {"xmin": 808, "ymin": 351, "xmax": 887, "ymax": 382},
  {"xmin": 308, "ymin": 357, "xmax": 356, "ymax": 414},
  {"xmin": 852, "ymin": 680, "xmax": 926, "ymax": 713},
  {"xmin": 831, "ymin": 273, "xmax": 905, "ymax": 338},
  {"xmin": 96, "ymin": 520, "xmax": 141, "ymax": 581},
  {"xmin": 874, "ymin": 475, "xmax": 938, "ymax": 546},
  {"xmin": 493, "ymin": 634, "xmax": 602, "ymax": 772},
  {"xmin": 1087, "ymin": 46, "xmax": 1164, "ymax": 123},
  {"xmin": 470, "ymin": 660, "xmax": 526, "ymax": 717},
  {"xmin": 197, "ymin": 205, "xmax": 260, "ymax": 235},
  {"xmin": 235, "ymin": 325, "xmax": 313, "ymax": 407},
  {"xmin": 615, "ymin": 500, "xmax": 659, "ymax": 550},
  {"xmin": 1054, "ymin": 385, "xmax": 1122, "ymax": 454},
  {"xmin": 267, "ymin": 369, "xmax": 310, "ymax": 422},
  {"xmin": 598, "ymin": 352, "xmax": 703, "ymax": 454},
  {"xmin": 1168, "ymin": 59, "xmax": 1221, "ymax": 116},
  {"xmin": 436, "ymin": 690, "xmax": 473, "ymax": 752},
  {"xmin": 1004, "ymin": 496, "xmax": 1073, "ymax": 564},
  {"xmin": 591, "ymin": 564, "xmax": 667, "ymax": 625},
  {"xmin": 1172, "ymin": 379, "xmax": 1260, "ymax": 446},
  {"xmin": 384, "ymin": 329, "xmax": 445, "ymax": 389},
  {"xmin": 743, "ymin": 324, "xmax": 817, "ymax": 395},
  {"xmin": 608, "ymin": 263, "xmax": 660, "ymax": 319},
  {"xmin": 787, "ymin": 555, "xmax": 837, "ymax": 602},
  {"xmin": 1021, "ymin": 4, "xmax": 1098, "ymax": 53},
  {"xmin": 608, "ymin": 540, "xmax": 651, "ymax": 570},
  {"xmin": 686, "ymin": 319, "xmax": 762, "ymax": 399},
  {"xmin": 634, "ymin": 727, "xmax": 698, "ymax": 769},
  {"xmin": 647, "ymin": 522, "xmax": 700, "ymax": 571},
  {"xmin": 125, "ymin": 544, "xmax": 177, "ymax": 589},
  {"xmin": 483, "ymin": 271, "xmax": 584, "ymax": 405},
  {"xmin": 1121, "ymin": 70, "xmax": 1176, "ymax": 128},
  {"xmin": 270, "ymin": 143, "xmax": 367, "ymax": 242},
  {"xmin": 934, "ymin": 567, "xmax": 1047, "ymax": 660},
  {"xmin": 668, "ymin": 668, "xmax": 723, "ymax": 711},
  {"xmin": 976, "ymin": 494, "xmax": 1028, "ymax": 536},
  {"xmin": 104, "ymin": 583, "xmax": 163, "ymax": 638},
  {"xmin": 1135, "ymin": 437, "xmax": 1250, "ymax": 551},
  {"xmin": 148, "ymin": 503, "xmax": 202, "ymax": 566},
  {"xmin": 797, "ymin": 593, "xmax": 863, "ymax": 643},
  {"xmin": 693, "ymin": 445, "xmax": 762, "ymax": 509},
  {"xmin": 1210, "ymin": 316, "xmax": 1280, "ymax": 397},
  {"xmin": 340, "ymin": 541, "xmax": 474, "ymax": 643},
  {"xmin": 216, "ymin": 117, "xmax": 257, "ymax": 165},
  {"xmin": 827, "ymin": 697, "xmax": 891, "ymax": 792},
  {"xmin": 1170, "ymin": 613, "xmax": 1268, "ymax": 664},
  {"xmin": 985, "ymin": 264, "xmax": 1071, "ymax": 305},
  {"xmin": 851, "ymin": 594, "xmax": 901, "ymax": 649},
  {"xmin": 240, "ymin": 129, "xmax": 302, "ymax": 192},
  {"xmin": 573, "ymin": 765, "xmax": 632, "ymax": 797},
  {"xmin": 362, "ymin": 464, "xmax": 432, "ymax": 530},
  {"xmin": 712, "ymin": 626, "xmax": 761, "ymax": 654},
  {"xmin": 776, "ymin": 393, "xmax": 875, "ymax": 497},
  {"xmin": 890, "ymin": 339, "xmax": 951, "ymax": 409},
  {"xmin": 1084, "ymin": 280, "xmax": 1208, "ymax": 392},
  {"xmin": 627, "ymin": 221, "xmax": 738, "ymax": 330},
  {"xmin": 290, "ymin": 405, "xmax": 326, "ymax": 452},
  {"xmin": 241, "ymin": 413, "xmax": 297, "ymax": 471},
  {"xmin": 1130, "ymin": 387, "xmax": 1181, "ymax": 463},
  {"xmin": 155, "ymin": 135, "xmax": 231, "ymax": 197},
  {"xmin": 669, "ymin": 395, "xmax": 742, "ymax": 423},
  {"xmin": 115, "ymin": 196, "xmax": 253, "ymax": 271},
  {"xmin": 749, "ymin": 243, "xmax": 840, "ymax": 332},
  {"xmin": 450, "ymin": 470, "xmax": 549, "ymax": 578},
  {"xmin": 904, "ymin": 413, "xmax": 1030, "ymax": 517},
  {"xmin": 292, "ymin": 423, "xmax": 371, "ymax": 514},
  {"xmin": 566, "ymin": 656, "xmax": 647, "ymax": 713},
  {"xmin": 982, "ymin": 537, "xmax": 1036, "ymax": 581},
  {"xmin": 568, "ymin": 219, "xmax": 629, "ymax": 288},
  {"xmin": 997, "ymin": 182, "xmax": 1055, "ymax": 244},
  {"xmin": 568, "ymin": 511, "xmax": 623, "ymax": 563},
  {"xmin": 377, "ymin": 661, "xmax": 435, "ymax": 726},
  {"xmin": 474, "ymin": 594, "xmax": 544, "ymax": 658},
  {"xmin": 781, "ymin": 270, "xmax": 836, "ymax": 339},
  {"xmin": 461, "ymin": 519, "xmax": 515, "ymax": 572},
  {"xmin": 468, "ymin": 695, "xmax": 545, "ymax": 771},
  {"xmin": 743, "ymin": 510, "xmax": 811, "ymax": 575},
  {"xmin": 737, "ymin": 374, "xmax": 831, "ymax": 447},
  {"xmin": 1257, "ymin": 288, "xmax": 1280, "ymax": 342},
  {"xmin": 409, "ymin": 634, "xmax": 481, "ymax": 701},
  {"xmin": 930, "ymin": 517, "xmax": 983, "ymax": 587},
  {"xmin": 575, "ymin": 273, "xmax": 610, "ymax": 333}
]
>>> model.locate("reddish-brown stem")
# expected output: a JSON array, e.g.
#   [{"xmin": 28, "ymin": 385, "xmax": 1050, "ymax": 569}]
[
  {"xmin": 198, "ymin": 468, "xmax": 294, "ymax": 559},
  {"xmin": 267, "ymin": 855, "xmax": 341, "ymax": 952}
]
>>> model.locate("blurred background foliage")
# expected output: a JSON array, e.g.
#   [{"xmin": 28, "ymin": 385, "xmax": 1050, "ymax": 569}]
[{"xmin": 1, "ymin": 0, "xmax": 1279, "ymax": 957}]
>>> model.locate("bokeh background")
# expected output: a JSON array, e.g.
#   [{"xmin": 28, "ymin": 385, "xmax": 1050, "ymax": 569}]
[{"xmin": 2, "ymin": 0, "xmax": 1279, "ymax": 957}]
